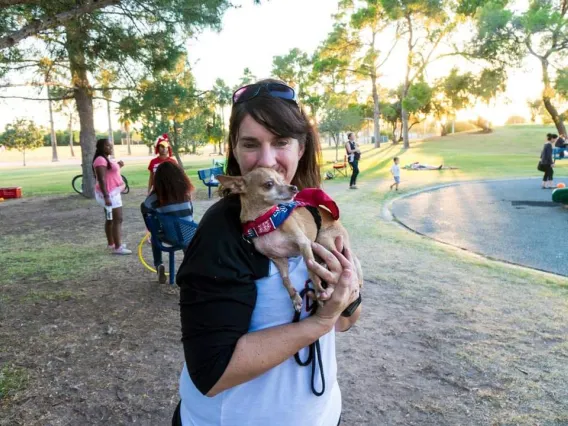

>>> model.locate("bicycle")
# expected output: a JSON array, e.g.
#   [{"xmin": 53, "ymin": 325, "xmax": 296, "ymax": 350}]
[{"xmin": 72, "ymin": 174, "xmax": 130, "ymax": 197}]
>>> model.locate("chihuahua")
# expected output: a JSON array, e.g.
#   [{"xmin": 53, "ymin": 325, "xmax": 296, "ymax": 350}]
[{"xmin": 218, "ymin": 168, "xmax": 362, "ymax": 312}]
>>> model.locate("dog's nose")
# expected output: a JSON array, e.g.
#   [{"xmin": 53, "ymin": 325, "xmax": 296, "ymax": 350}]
[{"xmin": 290, "ymin": 185, "xmax": 298, "ymax": 193}]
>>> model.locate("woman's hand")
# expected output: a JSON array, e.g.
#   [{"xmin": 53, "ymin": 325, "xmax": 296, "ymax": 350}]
[
  {"xmin": 118, "ymin": 160, "xmax": 124, "ymax": 167},
  {"xmin": 104, "ymin": 194, "xmax": 112, "ymax": 206},
  {"xmin": 307, "ymin": 237, "xmax": 360, "ymax": 330}
]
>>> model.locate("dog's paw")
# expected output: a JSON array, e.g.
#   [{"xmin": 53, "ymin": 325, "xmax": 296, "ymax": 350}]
[{"xmin": 292, "ymin": 294, "xmax": 303, "ymax": 313}]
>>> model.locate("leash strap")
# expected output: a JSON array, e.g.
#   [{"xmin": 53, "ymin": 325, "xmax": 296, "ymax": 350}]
[{"xmin": 292, "ymin": 285, "xmax": 325, "ymax": 397}]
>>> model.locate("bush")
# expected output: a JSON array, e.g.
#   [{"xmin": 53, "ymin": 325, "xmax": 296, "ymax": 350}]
[
  {"xmin": 505, "ymin": 115, "xmax": 527, "ymax": 125},
  {"xmin": 442, "ymin": 121, "xmax": 480, "ymax": 134}
]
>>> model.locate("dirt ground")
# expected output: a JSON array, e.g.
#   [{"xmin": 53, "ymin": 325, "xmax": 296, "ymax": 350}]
[{"xmin": 1, "ymin": 184, "xmax": 567, "ymax": 425}]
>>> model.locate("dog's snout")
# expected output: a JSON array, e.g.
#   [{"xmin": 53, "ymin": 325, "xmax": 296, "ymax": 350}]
[{"xmin": 290, "ymin": 185, "xmax": 298, "ymax": 193}]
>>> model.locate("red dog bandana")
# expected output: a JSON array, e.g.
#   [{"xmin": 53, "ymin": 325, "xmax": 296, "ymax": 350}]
[{"xmin": 242, "ymin": 188, "xmax": 339, "ymax": 238}]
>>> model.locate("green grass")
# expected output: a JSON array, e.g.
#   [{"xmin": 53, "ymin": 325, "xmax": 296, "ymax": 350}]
[
  {"xmin": 0, "ymin": 364, "xmax": 28, "ymax": 401},
  {"xmin": 1, "ymin": 125, "xmax": 566, "ymax": 196}
]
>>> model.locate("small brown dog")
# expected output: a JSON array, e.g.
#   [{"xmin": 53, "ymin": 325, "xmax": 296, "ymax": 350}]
[{"xmin": 218, "ymin": 168, "xmax": 362, "ymax": 311}]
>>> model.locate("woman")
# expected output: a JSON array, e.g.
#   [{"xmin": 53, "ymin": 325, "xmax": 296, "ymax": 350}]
[
  {"xmin": 142, "ymin": 162, "xmax": 195, "ymax": 283},
  {"xmin": 345, "ymin": 132, "xmax": 361, "ymax": 189},
  {"xmin": 92, "ymin": 138, "xmax": 131, "ymax": 255},
  {"xmin": 148, "ymin": 133, "xmax": 177, "ymax": 194},
  {"xmin": 174, "ymin": 79, "xmax": 362, "ymax": 425},
  {"xmin": 540, "ymin": 134, "xmax": 555, "ymax": 188}
]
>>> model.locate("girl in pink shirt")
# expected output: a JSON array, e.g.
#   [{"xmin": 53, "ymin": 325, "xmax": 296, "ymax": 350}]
[{"xmin": 93, "ymin": 138, "xmax": 131, "ymax": 255}]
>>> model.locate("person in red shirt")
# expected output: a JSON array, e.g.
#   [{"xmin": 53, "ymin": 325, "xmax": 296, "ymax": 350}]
[{"xmin": 148, "ymin": 133, "xmax": 177, "ymax": 193}]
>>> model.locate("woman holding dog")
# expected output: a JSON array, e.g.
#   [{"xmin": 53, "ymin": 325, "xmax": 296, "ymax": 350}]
[{"xmin": 173, "ymin": 79, "xmax": 361, "ymax": 426}]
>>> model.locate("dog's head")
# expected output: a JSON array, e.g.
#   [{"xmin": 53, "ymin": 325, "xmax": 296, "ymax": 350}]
[{"xmin": 217, "ymin": 168, "xmax": 299, "ymax": 209}]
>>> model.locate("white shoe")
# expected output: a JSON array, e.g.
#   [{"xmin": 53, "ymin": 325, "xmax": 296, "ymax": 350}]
[
  {"xmin": 107, "ymin": 244, "xmax": 115, "ymax": 250},
  {"xmin": 113, "ymin": 245, "xmax": 132, "ymax": 255}
]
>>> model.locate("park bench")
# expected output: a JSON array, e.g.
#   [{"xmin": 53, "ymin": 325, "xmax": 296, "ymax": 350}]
[
  {"xmin": 553, "ymin": 147, "xmax": 567, "ymax": 160},
  {"xmin": 197, "ymin": 166, "xmax": 223, "ymax": 198},
  {"xmin": 142, "ymin": 211, "xmax": 198, "ymax": 285}
]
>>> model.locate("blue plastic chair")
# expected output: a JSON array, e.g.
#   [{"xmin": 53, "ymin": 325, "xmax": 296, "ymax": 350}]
[
  {"xmin": 142, "ymin": 212, "xmax": 198, "ymax": 285},
  {"xmin": 198, "ymin": 166, "xmax": 223, "ymax": 198},
  {"xmin": 553, "ymin": 147, "xmax": 565, "ymax": 160}
]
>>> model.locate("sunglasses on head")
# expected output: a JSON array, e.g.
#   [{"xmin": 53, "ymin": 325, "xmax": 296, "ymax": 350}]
[{"xmin": 232, "ymin": 82, "xmax": 298, "ymax": 105}]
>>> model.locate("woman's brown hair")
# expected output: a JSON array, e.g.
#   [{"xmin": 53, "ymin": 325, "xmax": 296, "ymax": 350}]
[
  {"xmin": 222, "ymin": 78, "xmax": 321, "ymax": 196},
  {"xmin": 153, "ymin": 161, "xmax": 195, "ymax": 206}
]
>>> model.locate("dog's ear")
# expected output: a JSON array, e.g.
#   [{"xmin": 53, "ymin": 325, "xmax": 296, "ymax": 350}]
[{"xmin": 217, "ymin": 175, "xmax": 246, "ymax": 194}]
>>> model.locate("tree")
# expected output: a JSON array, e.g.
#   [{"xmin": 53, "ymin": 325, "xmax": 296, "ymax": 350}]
[
  {"xmin": 95, "ymin": 66, "xmax": 119, "ymax": 145},
  {"xmin": 319, "ymin": 95, "xmax": 363, "ymax": 161},
  {"xmin": 1, "ymin": 0, "xmax": 232, "ymax": 197},
  {"xmin": 238, "ymin": 67, "xmax": 257, "ymax": 86},
  {"xmin": 0, "ymin": 118, "xmax": 44, "ymax": 166},
  {"xmin": 212, "ymin": 78, "xmax": 231, "ymax": 154},
  {"xmin": 527, "ymin": 99, "xmax": 543, "ymax": 123},
  {"xmin": 381, "ymin": 0, "xmax": 455, "ymax": 148},
  {"xmin": 467, "ymin": 0, "xmax": 568, "ymax": 135},
  {"xmin": 119, "ymin": 56, "xmax": 202, "ymax": 167},
  {"xmin": 337, "ymin": 0, "xmax": 401, "ymax": 148}
]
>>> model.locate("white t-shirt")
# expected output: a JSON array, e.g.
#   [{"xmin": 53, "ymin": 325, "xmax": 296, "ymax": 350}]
[
  {"xmin": 179, "ymin": 256, "xmax": 342, "ymax": 426},
  {"xmin": 390, "ymin": 164, "xmax": 400, "ymax": 177}
]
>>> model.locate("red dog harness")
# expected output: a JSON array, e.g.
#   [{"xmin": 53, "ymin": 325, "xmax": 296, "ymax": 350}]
[{"xmin": 242, "ymin": 188, "xmax": 339, "ymax": 239}]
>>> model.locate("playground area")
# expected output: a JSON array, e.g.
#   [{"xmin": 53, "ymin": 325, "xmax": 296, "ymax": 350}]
[{"xmin": 1, "ymin": 126, "xmax": 568, "ymax": 425}]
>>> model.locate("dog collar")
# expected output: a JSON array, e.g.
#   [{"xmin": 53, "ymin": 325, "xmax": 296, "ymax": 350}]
[{"xmin": 242, "ymin": 188, "xmax": 339, "ymax": 239}]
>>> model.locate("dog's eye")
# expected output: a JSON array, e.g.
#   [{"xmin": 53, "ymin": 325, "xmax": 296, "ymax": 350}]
[{"xmin": 263, "ymin": 181, "xmax": 274, "ymax": 190}]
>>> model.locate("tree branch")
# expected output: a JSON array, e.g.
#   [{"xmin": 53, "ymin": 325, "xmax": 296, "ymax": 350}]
[
  {"xmin": 0, "ymin": 94, "xmax": 73, "ymax": 101},
  {"xmin": 0, "ymin": 0, "xmax": 121, "ymax": 49}
]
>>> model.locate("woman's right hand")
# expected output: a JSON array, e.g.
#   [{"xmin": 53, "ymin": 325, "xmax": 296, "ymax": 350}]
[{"xmin": 104, "ymin": 195, "xmax": 112, "ymax": 206}]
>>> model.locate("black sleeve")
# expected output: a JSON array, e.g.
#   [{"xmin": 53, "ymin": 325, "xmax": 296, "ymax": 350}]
[
  {"xmin": 545, "ymin": 144, "xmax": 553, "ymax": 163},
  {"xmin": 176, "ymin": 196, "xmax": 269, "ymax": 395}
]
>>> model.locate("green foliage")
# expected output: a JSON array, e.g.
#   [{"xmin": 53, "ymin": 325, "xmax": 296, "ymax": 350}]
[
  {"xmin": 402, "ymin": 81, "xmax": 433, "ymax": 113},
  {"xmin": 0, "ymin": 119, "xmax": 44, "ymax": 164}
]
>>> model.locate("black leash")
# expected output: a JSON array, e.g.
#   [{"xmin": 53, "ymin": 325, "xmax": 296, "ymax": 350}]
[{"xmin": 292, "ymin": 285, "xmax": 325, "ymax": 397}]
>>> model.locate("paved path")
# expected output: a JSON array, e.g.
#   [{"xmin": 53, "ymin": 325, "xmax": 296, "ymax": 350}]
[{"xmin": 391, "ymin": 178, "xmax": 568, "ymax": 276}]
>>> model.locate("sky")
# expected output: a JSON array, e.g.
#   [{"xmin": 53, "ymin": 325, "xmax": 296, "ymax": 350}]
[{"xmin": 0, "ymin": 0, "xmax": 550, "ymax": 132}]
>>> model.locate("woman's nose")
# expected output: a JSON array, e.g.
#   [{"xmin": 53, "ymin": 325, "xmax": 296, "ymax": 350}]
[{"xmin": 257, "ymin": 144, "xmax": 277, "ymax": 168}]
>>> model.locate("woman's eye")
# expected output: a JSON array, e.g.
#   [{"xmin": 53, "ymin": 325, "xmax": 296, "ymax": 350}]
[
  {"xmin": 264, "ymin": 181, "xmax": 274, "ymax": 189},
  {"xmin": 276, "ymin": 139, "xmax": 289, "ymax": 147}
]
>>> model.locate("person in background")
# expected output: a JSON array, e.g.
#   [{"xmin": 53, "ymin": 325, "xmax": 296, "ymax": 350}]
[
  {"xmin": 390, "ymin": 157, "xmax": 401, "ymax": 191},
  {"xmin": 142, "ymin": 162, "xmax": 195, "ymax": 283},
  {"xmin": 540, "ymin": 134, "xmax": 555, "ymax": 189},
  {"xmin": 345, "ymin": 132, "xmax": 361, "ymax": 189},
  {"xmin": 148, "ymin": 133, "xmax": 177, "ymax": 194},
  {"xmin": 92, "ymin": 138, "xmax": 131, "ymax": 255},
  {"xmin": 554, "ymin": 133, "xmax": 567, "ymax": 158}
]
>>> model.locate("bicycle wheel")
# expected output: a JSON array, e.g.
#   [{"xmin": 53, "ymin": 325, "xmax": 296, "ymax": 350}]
[
  {"xmin": 121, "ymin": 175, "xmax": 130, "ymax": 194},
  {"xmin": 72, "ymin": 174, "xmax": 87, "ymax": 197}
]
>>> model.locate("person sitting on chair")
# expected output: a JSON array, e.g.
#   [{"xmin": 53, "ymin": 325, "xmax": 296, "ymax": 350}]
[{"xmin": 141, "ymin": 161, "xmax": 195, "ymax": 283}]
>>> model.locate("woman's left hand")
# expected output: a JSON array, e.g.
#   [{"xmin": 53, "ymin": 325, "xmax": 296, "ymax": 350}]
[{"xmin": 118, "ymin": 160, "xmax": 124, "ymax": 167}]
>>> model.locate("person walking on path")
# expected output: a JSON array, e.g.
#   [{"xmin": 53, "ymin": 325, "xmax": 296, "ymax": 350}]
[
  {"xmin": 540, "ymin": 134, "xmax": 555, "ymax": 189},
  {"xmin": 93, "ymin": 138, "xmax": 131, "ymax": 255},
  {"xmin": 390, "ymin": 157, "xmax": 401, "ymax": 191},
  {"xmin": 345, "ymin": 132, "xmax": 361, "ymax": 189},
  {"xmin": 147, "ymin": 133, "xmax": 177, "ymax": 194}
]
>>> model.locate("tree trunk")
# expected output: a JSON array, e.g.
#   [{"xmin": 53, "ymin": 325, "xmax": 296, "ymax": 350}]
[
  {"xmin": 218, "ymin": 141, "xmax": 223, "ymax": 155},
  {"xmin": 69, "ymin": 113, "xmax": 75, "ymax": 157},
  {"xmin": 402, "ymin": 14, "xmax": 413, "ymax": 149},
  {"xmin": 371, "ymin": 68, "xmax": 381, "ymax": 148},
  {"xmin": 106, "ymin": 98, "xmax": 114, "ymax": 145},
  {"xmin": 125, "ymin": 121, "xmax": 131, "ymax": 155},
  {"xmin": 171, "ymin": 120, "xmax": 184, "ymax": 167},
  {"xmin": 541, "ymin": 58, "xmax": 567, "ymax": 135},
  {"xmin": 48, "ymin": 88, "xmax": 59, "ymax": 162},
  {"xmin": 22, "ymin": 147, "xmax": 26, "ymax": 166},
  {"xmin": 66, "ymin": 22, "xmax": 96, "ymax": 198}
]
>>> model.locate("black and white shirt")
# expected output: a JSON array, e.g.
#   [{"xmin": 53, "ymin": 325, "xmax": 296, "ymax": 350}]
[{"xmin": 176, "ymin": 196, "xmax": 341, "ymax": 426}]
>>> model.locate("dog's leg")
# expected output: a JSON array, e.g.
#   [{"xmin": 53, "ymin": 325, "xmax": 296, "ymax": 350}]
[
  {"xmin": 272, "ymin": 257, "xmax": 303, "ymax": 312},
  {"xmin": 297, "ymin": 239, "xmax": 328, "ymax": 306}
]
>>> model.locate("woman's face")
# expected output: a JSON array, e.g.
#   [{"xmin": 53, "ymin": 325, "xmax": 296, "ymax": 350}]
[
  {"xmin": 104, "ymin": 141, "xmax": 113, "ymax": 155},
  {"xmin": 233, "ymin": 114, "xmax": 305, "ymax": 184}
]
